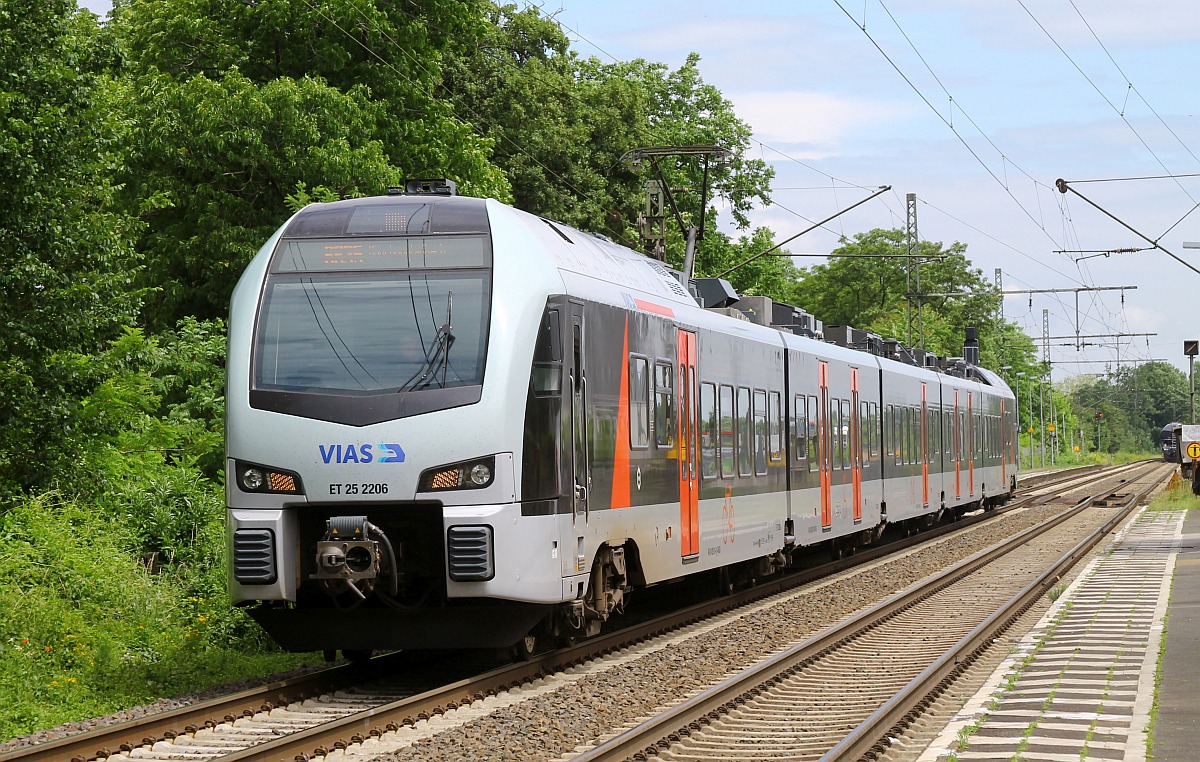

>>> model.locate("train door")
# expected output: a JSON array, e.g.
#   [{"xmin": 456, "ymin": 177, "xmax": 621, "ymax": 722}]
[
  {"xmin": 953, "ymin": 389, "xmax": 961, "ymax": 501},
  {"xmin": 1000, "ymin": 399, "xmax": 1009, "ymax": 485},
  {"xmin": 569, "ymin": 306, "xmax": 589, "ymax": 525},
  {"xmin": 850, "ymin": 368, "xmax": 862, "ymax": 523},
  {"xmin": 677, "ymin": 329, "xmax": 699, "ymax": 559},
  {"xmin": 967, "ymin": 392, "xmax": 975, "ymax": 496},
  {"xmin": 819, "ymin": 361, "xmax": 832, "ymax": 530}
]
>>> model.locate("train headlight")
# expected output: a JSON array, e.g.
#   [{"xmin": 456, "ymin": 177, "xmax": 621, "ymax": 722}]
[
  {"xmin": 235, "ymin": 461, "xmax": 304, "ymax": 495},
  {"xmin": 469, "ymin": 463, "xmax": 492, "ymax": 486},
  {"xmin": 242, "ymin": 468, "xmax": 265, "ymax": 491},
  {"xmin": 418, "ymin": 456, "xmax": 496, "ymax": 492}
]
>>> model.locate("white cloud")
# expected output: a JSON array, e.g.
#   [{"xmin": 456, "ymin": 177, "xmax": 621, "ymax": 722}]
[{"xmin": 730, "ymin": 91, "xmax": 916, "ymax": 150}]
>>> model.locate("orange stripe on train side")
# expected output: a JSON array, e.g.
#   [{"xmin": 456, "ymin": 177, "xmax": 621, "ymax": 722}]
[
  {"xmin": 634, "ymin": 298, "xmax": 675, "ymax": 317},
  {"xmin": 612, "ymin": 317, "xmax": 632, "ymax": 508}
]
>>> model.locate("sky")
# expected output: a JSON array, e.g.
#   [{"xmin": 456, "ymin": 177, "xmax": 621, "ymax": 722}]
[{"xmin": 78, "ymin": 0, "xmax": 1200, "ymax": 383}]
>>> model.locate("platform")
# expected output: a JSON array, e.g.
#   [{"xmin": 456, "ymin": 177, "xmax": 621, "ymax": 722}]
[{"xmin": 917, "ymin": 501, "xmax": 1197, "ymax": 761}]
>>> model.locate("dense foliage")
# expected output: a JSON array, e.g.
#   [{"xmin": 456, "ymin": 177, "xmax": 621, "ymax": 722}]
[{"xmin": 0, "ymin": 0, "xmax": 1177, "ymax": 742}]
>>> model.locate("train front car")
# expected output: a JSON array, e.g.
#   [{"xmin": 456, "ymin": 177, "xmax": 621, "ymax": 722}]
[{"xmin": 225, "ymin": 188, "xmax": 586, "ymax": 654}]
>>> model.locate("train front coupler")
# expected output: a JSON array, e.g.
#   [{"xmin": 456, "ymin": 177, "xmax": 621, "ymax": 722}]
[{"xmin": 311, "ymin": 515, "xmax": 402, "ymax": 604}]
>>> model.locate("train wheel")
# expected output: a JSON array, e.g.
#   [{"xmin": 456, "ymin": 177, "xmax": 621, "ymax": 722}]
[
  {"xmin": 717, "ymin": 567, "xmax": 735, "ymax": 596},
  {"xmin": 342, "ymin": 649, "xmax": 373, "ymax": 664},
  {"xmin": 513, "ymin": 632, "xmax": 538, "ymax": 661},
  {"xmin": 831, "ymin": 539, "xmax": 850, "ymax": 560}
]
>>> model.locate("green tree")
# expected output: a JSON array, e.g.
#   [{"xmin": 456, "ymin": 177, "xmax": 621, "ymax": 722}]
[
  {"xmin": 443, "ymin": 8, "xmax": 778, "ymax": 270},
  {"xmin": 790, "ymin": 229, "xmax": 1029, "ymax": 369},
  {"xmin": 111, "ymin": 0, "xmax": 509, "ymax": 328},
  {"xmin": 0, "ymin": 0, "xmax": 142, "ymax": 491},
  {"xmin": 441, "ymin": 3, "xmax": 646, "ymax": 240},
  {"xmin": 1065, "ymin": 362, "xmax": 1188, "ymax": 453}
]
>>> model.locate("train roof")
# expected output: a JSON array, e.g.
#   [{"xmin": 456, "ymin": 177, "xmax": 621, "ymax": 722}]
[{"xmin": 283, "ymin": 187, "xmax": 1008, "ymax": 391}]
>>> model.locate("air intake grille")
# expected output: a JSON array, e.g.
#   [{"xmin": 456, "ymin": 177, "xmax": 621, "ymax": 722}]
[
  {"xmin": 447, "ymin": 525, "xmax": 494, "ymax": 581},
  {"xmin": 233, "ymin": 528, "xmax": 277, "ymax": 584}
]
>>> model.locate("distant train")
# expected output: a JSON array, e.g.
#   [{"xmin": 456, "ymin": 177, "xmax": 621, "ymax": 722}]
[
  {"xmin": 1161, "ymin": 422, "xmax": 1182, "ymax": 463},
  {"xmin": 225, "ymin": 182, "xmax": 1018, "ymax": 657}
]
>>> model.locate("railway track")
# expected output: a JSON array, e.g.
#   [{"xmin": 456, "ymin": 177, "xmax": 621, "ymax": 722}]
[
  {"xmin": 1, "ymin": 460, "xmax": 1168, "ymax": 762},
  {"xmin": 574, "ymin": 461, "xmax": 1171, "ymax": 762}
]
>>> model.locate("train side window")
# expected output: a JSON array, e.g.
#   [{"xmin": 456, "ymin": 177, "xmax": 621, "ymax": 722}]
[
  {"xmin": 793, "ymin": 394, "xmax": 808, "ymax": 461},
  {"xmin": 902, "ymin": 405, "xmax": 912, "ymax": 465},
  {"xmin": 860, "ymin": 401, "xmax": 870, "ymax": 467},
  {"xmin": 807, "ymin": 395, "xmax": 820, "ymax": 472},
  {"xmin": 700, "ymin": 382, "xmax": 717, "ymax": 479},
  {"xmin": 830, "ymin": 399, "xmax": 842, "ymax": 470},
  {"xmin": 889, "ymin": 404, "xmax": 899, "ymax": 465},
  {"xmin": 629, "ymin": 356, "xmax": 650, "ymax": 449},
  {"xmin": 840, "ymin": 399, "xmax": 851, "ymax": 470},
  {"xmin": 719, "ymin": 385, "xmax": 735, "ymax": 478},
  {"xmin": 654, "ymin": 361, "xmax": 674, "ymax": 448},
  {"xmin": 973, "ymin": 412, "xmax": 979, "ymax": 458},
  {"xmin": 908, "ymin": 406, "xmax": 916, "ymax": 465},
  {"xmin": 754, "ymin": 389, "xmax": 768, "ymax": 475},
  {"xmin": 769, "ymin": 391, "xmax": 782, "ymax": 463},
  {"xmin": 738, "ymin": 386, "xmax": 752, "ymax": 477},
  {"xmin": 907, "ymin": 406, "xmax": 916, "ymax": 465},
  {"xmin": 929, "ymin": 408, "xmax": 940, "ymax": 459},
  {"xmin": 869, "ymin": 402, "xmax": 880, "ymax": 458},
  {"xmin": 959, "ymin": 411, "xmax": 966, "ymax": 459}
]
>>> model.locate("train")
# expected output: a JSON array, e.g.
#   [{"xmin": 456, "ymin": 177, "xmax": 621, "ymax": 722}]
[
  {"xmin": 225, "ymin": 181, "xmax": 1018, "ymax": 657},
  {"xmin": 1161, "ymin": 422, "xmax": 1182, "ymax": 464}
]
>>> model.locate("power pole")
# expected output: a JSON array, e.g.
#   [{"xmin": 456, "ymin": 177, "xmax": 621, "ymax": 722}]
[
  {"xmin": 1044, "ymin": 309, "xmax": 1053, "ymax": 467},
  {"xmin": 906, "ymin": 193, "xmax": 921, "ymax": 348}
]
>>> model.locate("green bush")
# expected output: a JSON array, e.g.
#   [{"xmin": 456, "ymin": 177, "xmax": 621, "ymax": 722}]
[
  {"xmin": 0, "ymin": 492, "xmax": 317, "ymax": 740},
  {"xmin": 0, "ymin": 321, "xmax": 318, "ymax": 742}
]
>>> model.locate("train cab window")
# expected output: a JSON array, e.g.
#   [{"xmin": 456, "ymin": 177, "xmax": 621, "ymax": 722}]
[
  {"xmin": 719, "ymin": 385, "xmax": 735, "ymax": 478},
  {"xmin": 754, "ymin": 389, "xmax": 768, "ymax": 475},
  {"xmin": 738, "ymin": 386, "xmax": 752, "ymax": 477},
  {"xmin": 807, "ymin": 395, "xmax": 820, "ymax": 472},
  {"xmin": 700, "ymin": 383, "xmax": 717, "ymax": 479},
  {"xmin": 653, "ymin": 361, "xmax": 674, "ymax": 448},
  {"xmin": 629, "ymin": 356, "xmax": 650, "ymax": 449},
  {"xmin": 793, "ymin": 395, "xmax": 808, "ymax": 461},
  {"xmin": 769, "ymin": 391, "xmax": 782, "ymax": 463}
]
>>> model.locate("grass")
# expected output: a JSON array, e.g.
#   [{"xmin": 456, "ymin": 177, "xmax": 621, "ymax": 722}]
[
  {"xmin": 0, "ymin": 491, "xmax": 321, "ymax": 741},
  {"xmin": 1146, "ymin": 477, "xmax": 1200, "ymax": 511}
]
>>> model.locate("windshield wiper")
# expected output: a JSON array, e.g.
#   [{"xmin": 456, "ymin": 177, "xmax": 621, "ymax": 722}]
[{"xmin": 398, "ymin": 292, "xmax": 454, "ymax": 392}]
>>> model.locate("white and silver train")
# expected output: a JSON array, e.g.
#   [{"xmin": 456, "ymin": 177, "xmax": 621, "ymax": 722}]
[{"xmin": 226, "ymin": 181, "xmax": 1017, "ymax": 655}]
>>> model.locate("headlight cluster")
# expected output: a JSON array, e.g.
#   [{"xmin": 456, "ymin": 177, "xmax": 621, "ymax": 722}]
[
  {"xmin": 235, "ymin": 461, "xmax": 304, "ymax": 494},
  {"xmin": 418, "ymin": 456, "xmax": 495, "ymax": 492}
]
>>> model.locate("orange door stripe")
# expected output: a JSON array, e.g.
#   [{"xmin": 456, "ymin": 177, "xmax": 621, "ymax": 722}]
[{"xmin": 612, "ymin": 318, "xmax": 631, "ymax": 509}]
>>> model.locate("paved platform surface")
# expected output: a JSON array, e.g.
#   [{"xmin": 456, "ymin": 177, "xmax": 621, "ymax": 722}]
[{"xmin": 917, "ymin": 502, "xmax": 1198, "ymax": 761}]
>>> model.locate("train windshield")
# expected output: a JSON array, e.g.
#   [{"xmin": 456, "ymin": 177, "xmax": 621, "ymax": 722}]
[{"xmin": 253, "ymin": 237, "xmax": 490, "ymax": 395}]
